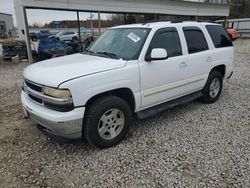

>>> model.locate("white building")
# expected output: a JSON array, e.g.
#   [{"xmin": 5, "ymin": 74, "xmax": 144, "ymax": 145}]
[{"xmin": 0, "ymin": 12, "xmax": 15, "ymax": 38}]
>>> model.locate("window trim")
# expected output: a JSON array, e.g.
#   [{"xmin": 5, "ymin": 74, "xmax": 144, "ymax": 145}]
[
  {"xmin": 183, "ymin": 26, "xmax": 209, "ymax": 54},
  {"xmin": 145, "ymin": 27, "xmax": 183, "ymax": 60}
]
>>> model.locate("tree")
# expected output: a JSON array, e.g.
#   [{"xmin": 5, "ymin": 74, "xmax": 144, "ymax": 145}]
[{"xmin": 230, "ymin": 0, "xmax": 250, "ymax": 18}]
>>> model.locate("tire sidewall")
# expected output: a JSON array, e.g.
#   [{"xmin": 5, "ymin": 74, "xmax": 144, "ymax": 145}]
[
  {"xmin": 202, "ymin": 71, "xmax": 223, "ymax": 103},
  {"xmin": 84, "ymin": 97, "xmax": 132, "ymax": 148}
]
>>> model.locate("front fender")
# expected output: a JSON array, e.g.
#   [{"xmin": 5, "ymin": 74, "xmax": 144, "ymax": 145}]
[{"xmin": 59, "ymin": 63, "xmax": 141, "ymax": 110}]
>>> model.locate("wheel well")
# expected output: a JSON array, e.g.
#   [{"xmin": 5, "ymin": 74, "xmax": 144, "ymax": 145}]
[
  {"xmin": 210, "ymin": 65, "xmax": 226, "ymax": 78},
  {"xmin": 85, "ymin": 88, "xmax": 136, "ymax": 112}
]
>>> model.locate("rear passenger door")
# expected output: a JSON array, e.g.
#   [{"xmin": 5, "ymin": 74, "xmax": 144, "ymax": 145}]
[
  {"xmin": 205, "ymin": 25, "xmax": 234, "ymax": 78},
  {"xmin": 183, "ymin": 26, "xmax": 211, "ymax": 93}
]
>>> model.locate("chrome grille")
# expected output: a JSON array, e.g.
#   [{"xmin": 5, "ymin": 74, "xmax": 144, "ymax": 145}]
[{"xmin": 25, "ymin": 80, "xmax": 42, "ymax": 92}]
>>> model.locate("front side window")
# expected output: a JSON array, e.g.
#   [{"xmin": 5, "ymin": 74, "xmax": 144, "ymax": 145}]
[
  {"xmin": 147, "ymin": 28, "xmax": 182, "ymax": 58},
  {"xmin": 183, "ymin": 27, "xmax": 209, "ymax": 54},
  {"xmin": 206, "ymin": 25, "xmax": 233, "ymax": 48},
  {"xmin": 87, "ymin": 28, "xmax": 151, "ymax": 60}
]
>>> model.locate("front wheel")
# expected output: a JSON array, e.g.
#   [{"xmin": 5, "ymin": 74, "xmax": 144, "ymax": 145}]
[
  {"xmin": 201, "ymin": 71, "xmax": 223, "ymax": 104},
  {"xmin": 83, "ymin": 96, "xmax": 132, "ymax": 148}
]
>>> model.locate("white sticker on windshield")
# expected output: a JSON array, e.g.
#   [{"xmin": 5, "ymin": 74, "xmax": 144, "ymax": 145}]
[{"xmin": 127, "ymin": 32, "xmax": 141, "ymax": 43}]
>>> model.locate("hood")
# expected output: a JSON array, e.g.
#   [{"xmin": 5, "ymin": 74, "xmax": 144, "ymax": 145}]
[{"xmin": 24, "ymin": 53, "xmax": 126, "ymax": 87}]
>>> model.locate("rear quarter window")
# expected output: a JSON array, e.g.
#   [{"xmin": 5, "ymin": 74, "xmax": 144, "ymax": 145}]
[{"xmin": 206, "ymin": 25, "xmax": 233, "ymax": 48}]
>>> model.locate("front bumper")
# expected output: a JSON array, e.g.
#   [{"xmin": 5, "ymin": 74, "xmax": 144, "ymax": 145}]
[{"xmin": 21, "ymin": 91, "xmax": 85, "ymax": 140}]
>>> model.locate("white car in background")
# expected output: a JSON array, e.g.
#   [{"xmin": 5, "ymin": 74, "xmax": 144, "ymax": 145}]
[{"xmin": 55, "ymin": 31, "xmax": 79, "ymax": 42}]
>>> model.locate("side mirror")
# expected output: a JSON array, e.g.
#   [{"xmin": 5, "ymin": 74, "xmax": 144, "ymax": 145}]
[{"xmin": 146, "ymin": 48, "xmax": 168, "ymax": 61}]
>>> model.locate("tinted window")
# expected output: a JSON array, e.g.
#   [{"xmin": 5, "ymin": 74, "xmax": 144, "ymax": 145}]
[
  {"xmin": 148, "ymin": 28, "xmax": 182, "ymax": 58},
  {"xmin": 183, "ymin": 27, "xmax": 209, "ymax": 54},
  {"xmin": 206, "ymin": 25, "xmax": 233, "ymax": 48}
]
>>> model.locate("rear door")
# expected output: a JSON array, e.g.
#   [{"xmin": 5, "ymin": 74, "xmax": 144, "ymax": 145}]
[
  {"xmin": 205, "ymin": 25, "xmax": 234, "ymax": 78},
  {"xmin": 182, "ymin": 26, "xmax": 212, "ymax": 93}
]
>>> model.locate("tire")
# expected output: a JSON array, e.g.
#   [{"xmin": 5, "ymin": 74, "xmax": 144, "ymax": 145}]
[
  {"xmin": 72, "ymin": 37, "xmax": 78, "ymax": 42},
  {"xmin": 83, "ymin": 96, "xmax": 132, "ymax": 148},
  {"xmin": 200, "ymin": 71, "xmax": 223, "ymax": 104}
]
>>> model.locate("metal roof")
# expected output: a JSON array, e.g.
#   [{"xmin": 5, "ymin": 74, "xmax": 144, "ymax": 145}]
[
  {"xmin": 0, "ymin": 12, "xmax": 12, "ymax": 16},
  {"xmin": 16, "ymin": 0, "xmax": 230, "ymax": 17}
]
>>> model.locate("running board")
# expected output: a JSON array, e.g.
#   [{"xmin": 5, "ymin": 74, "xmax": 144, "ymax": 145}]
[{"xmin": 136, "ymin": 91, "xmax": 203, "ymax": 119}]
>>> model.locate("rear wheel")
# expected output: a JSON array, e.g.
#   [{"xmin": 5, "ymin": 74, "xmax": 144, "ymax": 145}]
[
  {"xmin": 201, "ymin": 71, "xmax": 223, "ymax": 104},
  {"xmin": 83, "ymin": 96, "xmax": 132, "ymax": 148}
]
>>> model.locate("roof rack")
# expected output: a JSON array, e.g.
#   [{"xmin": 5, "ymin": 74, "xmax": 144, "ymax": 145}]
[
  {"xmin": 142, "ymin": 19, "xmax": 171, "ymax": 25},
  {"xmin": 141, "ymin": 19, "xmax": 219, "ymax": 25},
  {"xmin": 142, "ymin": 19, "xmax": 197, "ymax": 25}
]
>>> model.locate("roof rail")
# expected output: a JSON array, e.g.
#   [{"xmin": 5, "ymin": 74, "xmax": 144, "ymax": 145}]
[
  {"xmin": 142, "ymin": 19, "xmax": 199, "ymax": 25},
  {"xmin": 141, "ymin": 19, "xmax": 220, "ymax": 25},
  {"xmin": 142, "ymin": 19, "xmax": 171, "ymax": 25}
]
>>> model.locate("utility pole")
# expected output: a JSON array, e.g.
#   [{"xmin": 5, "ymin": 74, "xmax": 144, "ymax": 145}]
[{"xmin": 90, "ymin": 13, "xmax": 94, "ymax": 36}]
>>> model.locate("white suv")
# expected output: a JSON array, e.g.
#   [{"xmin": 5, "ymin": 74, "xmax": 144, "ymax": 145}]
[
  {"xmin": 21, "ymin": 21, "xmax": 234, "ymax": 148},
  {"xmin": 55, "ymin": 31, "xmax": 79, "ymax": 42}
]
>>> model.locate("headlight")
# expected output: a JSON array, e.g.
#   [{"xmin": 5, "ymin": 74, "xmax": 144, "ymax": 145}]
[{"xmin": 42, "ymin": 87, "xmax": 71, "ymax": 99}]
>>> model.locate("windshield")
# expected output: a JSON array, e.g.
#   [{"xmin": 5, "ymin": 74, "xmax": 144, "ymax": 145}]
[{"xmin": 87, "ymin": 28, "xmax": 151, "ymax": 60}]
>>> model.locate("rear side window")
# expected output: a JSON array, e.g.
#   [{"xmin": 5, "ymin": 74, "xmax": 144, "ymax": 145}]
[
  {"xmin": 206, "ymin": 25, "xmax": 233, "ymax": 48},
  {"xmin": 183, "ymin": 27, "xmax": 209, "ymax": 54},
  {"xmin": 148, "ymin": 28, "xmax": 182, "ymax": 58}
]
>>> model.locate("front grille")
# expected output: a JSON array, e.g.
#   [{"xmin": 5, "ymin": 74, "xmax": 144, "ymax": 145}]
[
  {"xmin": 28, "ymin": 94, "xmax": 43, "ymax": 104},
  {"xmin": 25, "ymin": 80, "xmax": 42, "ymax": 92}
]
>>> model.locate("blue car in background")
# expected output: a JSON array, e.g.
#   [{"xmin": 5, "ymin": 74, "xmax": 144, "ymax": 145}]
[
  {"xmin": 29, "ymin": 30, "xmax": 51, "ymax": 41},
  {"xmin": 37, "ymin": 36, "xmax": 73, "ymax": 61},
  {"xmin": 36, "ymin": 30, "xmax": 50, "ymax": 40}
]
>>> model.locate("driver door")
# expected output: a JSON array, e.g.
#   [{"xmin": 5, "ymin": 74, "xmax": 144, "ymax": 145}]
[{"xmin": 139, "ymin": 27, "xmax": 189, "ymax": 108}]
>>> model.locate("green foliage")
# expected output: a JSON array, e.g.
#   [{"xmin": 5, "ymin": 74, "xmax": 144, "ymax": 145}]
[{"xmin": 230, "ymin": 0, "xmax": 250, "ymax": 18}]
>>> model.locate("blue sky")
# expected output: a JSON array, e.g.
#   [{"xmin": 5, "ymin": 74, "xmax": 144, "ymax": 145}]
[{"xmin": 0, "ymin": 0, "xmax": 107, "ymax": 26}]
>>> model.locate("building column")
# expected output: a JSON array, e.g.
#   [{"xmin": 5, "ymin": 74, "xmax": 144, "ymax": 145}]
[
  {"xmin": 23, "ymin": 7, "xmax": 33, "ymax": 63},
  {"xmin": 77, "ymin": 11, "xmax": 81, "ymax": 41},
  {"xmin": 224, "ymin": 17, "xmax": 228, "ymax": 28}
]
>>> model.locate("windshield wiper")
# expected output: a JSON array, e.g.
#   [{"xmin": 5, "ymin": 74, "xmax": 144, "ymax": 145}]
[
  {"xmin": 96, "ymin": 51, "xmax": 121, "ymax": 59},
  {"xmin": 83, "ymin": 50, "xmax": 95, "ymax": 55}
]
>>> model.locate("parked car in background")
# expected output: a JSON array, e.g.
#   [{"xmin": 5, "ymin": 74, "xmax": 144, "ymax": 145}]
[
  {"xmin": 227, "ymin": 27, "xmax": 238, "ymax": 41},
  {"xmin": 37, "ymin": 36, "xmax": 73, "ymax": 61},
  {"xmin": 56, "ymin": 31, "xmax": 79, "ymax": 42},
  {"xmin": 35, "ymin": 30, "xmax": 51, "ymax": 40},
  {"xmin": 22, "ymin": 21, "xmax": 234, "ymax": 148}
]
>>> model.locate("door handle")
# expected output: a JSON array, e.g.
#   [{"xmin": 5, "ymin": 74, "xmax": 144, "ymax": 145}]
[
  {"xmin": 179, "ymin": 62, "xmax": 187, "ymax": 68},
  {"xmin": 207, "ymin": 56, "xmax": 212, "ymax": 62}
]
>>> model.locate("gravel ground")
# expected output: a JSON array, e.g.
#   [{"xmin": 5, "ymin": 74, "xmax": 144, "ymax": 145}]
[{"xmin": 0, "ymin": 39, "xmax": 250, "ymax": 188}]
